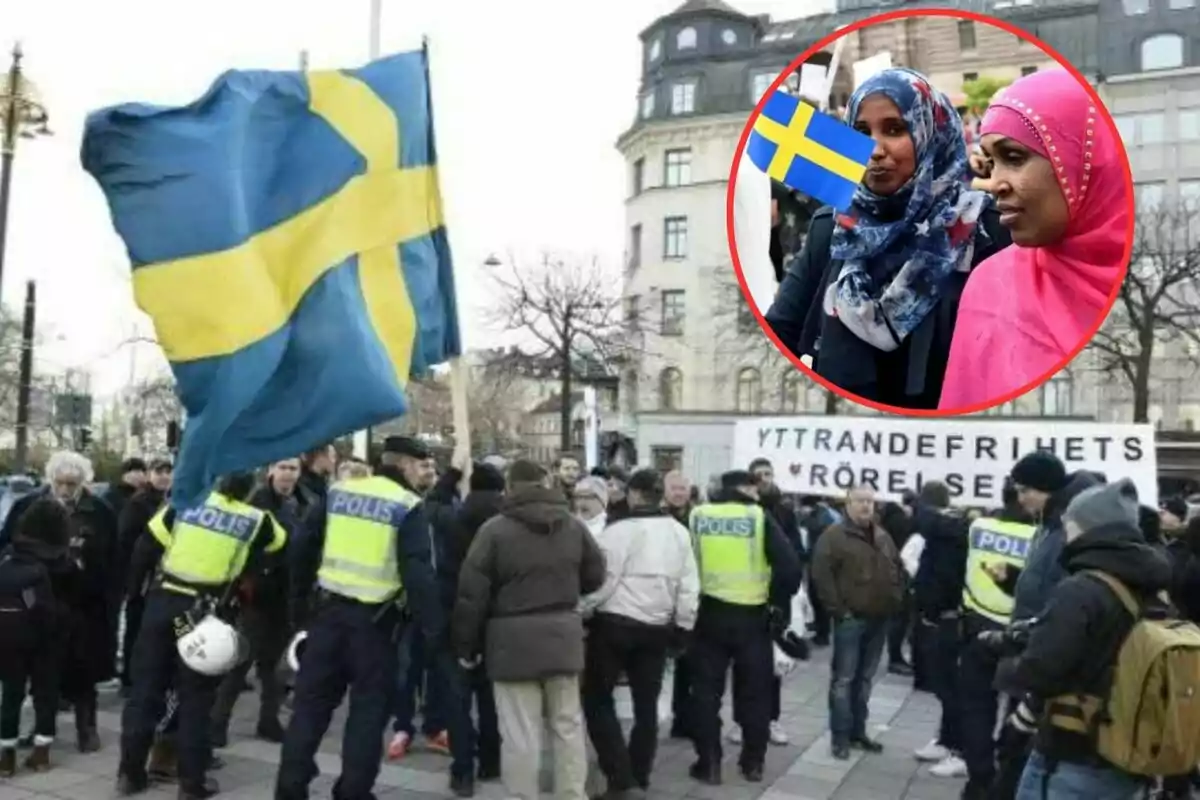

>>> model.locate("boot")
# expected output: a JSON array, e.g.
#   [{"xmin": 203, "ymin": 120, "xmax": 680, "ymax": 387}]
[
  {"xmin": 0, "ymin": 747, "xmax": 16, "ymax": 778},
  {"xmin": 177, "ymin": 776, "xmax": 219, "ymax": 800},
  {"xmin": 75, "ymin": 699, "xmax": 101, "ymax": 753},
  {"xmin": 24, "ymin": 743, "xmax": 51, "ymax": 772},
  {"xmin": 148, "ymin": 739, "xmax": 178, "ymax": 782},
  {"xmin": 116, "ymin": 770, "xmax": 150, "ymax": 796}
]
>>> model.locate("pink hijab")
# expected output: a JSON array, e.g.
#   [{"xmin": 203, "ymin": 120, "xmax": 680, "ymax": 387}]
[{"xmin": 938, "ymin": 68, "xmax": 1128, "ymax": 411}]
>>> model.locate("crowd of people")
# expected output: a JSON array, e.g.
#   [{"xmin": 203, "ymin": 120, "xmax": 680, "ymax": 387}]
[{"xmin": 0, "ymin": 442, "xmax": 1198, "ymax": 800}]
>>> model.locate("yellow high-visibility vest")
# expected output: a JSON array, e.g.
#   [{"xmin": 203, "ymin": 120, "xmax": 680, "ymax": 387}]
[
  {"xmin": 690, "ymin": 502, "xmax": 770, "ymax": 606},
  {"xmin": 317, "ymin": 476, "xmax": 420, "ymax": 603},
  {"xmin": 961, "ymin": 517, "xmax": 1037, "ymax": 625},
  {"xmin": 150, "ymin": 491, "xmax": 281, "ymax": 589}
]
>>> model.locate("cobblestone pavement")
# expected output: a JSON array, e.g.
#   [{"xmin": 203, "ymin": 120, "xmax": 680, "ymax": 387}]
[{"xmin": 0, "ymin": 646, "xmax": 966, "ymax": 800}]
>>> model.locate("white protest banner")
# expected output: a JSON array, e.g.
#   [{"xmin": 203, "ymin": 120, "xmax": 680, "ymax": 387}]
[
  {"xmin": 733, "ymin": 416, "xmax": 1158, "ymax": 507},
  {"xmin": 734, "ymin": 151, "xmax": 776, "ymax": 313},
  {"xmin": 852, "ymin": 51, "xmax": 893, "ymax": 89}
]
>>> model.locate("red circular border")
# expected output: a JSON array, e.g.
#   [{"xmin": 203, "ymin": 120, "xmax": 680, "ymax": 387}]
[{"xmin": 725, "ymin": 7, "xmax": 1135, "ymax": 418}]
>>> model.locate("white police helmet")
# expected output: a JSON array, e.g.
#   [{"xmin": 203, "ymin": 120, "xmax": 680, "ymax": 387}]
[
  {"xmin": 286, "ymin": 630, "xmax": 309, "ymax": 673},
  {"xmin": 773, "ymin": 642, "xmax": 798, "ymax": 678},
  {"xmin": 176, "ymin": 615, "xmax": 241, "ymax": 676}
]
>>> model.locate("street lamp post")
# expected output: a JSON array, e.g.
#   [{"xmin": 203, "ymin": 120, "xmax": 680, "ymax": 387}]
[{"xmin": 0, "ymin": 42, "xmax": 51, "ymax": 306}]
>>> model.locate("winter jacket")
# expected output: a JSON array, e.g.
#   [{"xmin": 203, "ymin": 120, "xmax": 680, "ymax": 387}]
[
  {"xmin": 761, "ymin": 488, "xmax": 807, "ymax": 563},
  {"xmin": 912, "ymin": 504, "xmax": 969, "ymax": 619},
  {"xmin": 452, "ymin": 485, "xmax": 606, "ymax": 682},
  {"xmin": 1011, "ymin": 518, "xmax": 1173, "ymax": 765},
  {"xmin": 103, "ymin": 481, "xmax": 139, "ymax": 530},
  {"xmin": 450, "ymin": 489, "xmax": 503, "ymax": 574},
  {"xmin": 244, "ymin": 482, "xmax": 308, "ymax": 616},
  {"xmin": 764, "ymin": 206, "xmax": 1010, "ymax": 408},
  {"xmin": 0, "ymin": 489, "xmax": 120, "ymax": 692},
  {"xmin": 118, "ymin": 487, "xmax": 166, "ymax": 598},
  {"xmin": 581, "ymin": 508, "xmax": 700, "ymax": 630},
  {"xmin": 811, "ymin": 517, "xmax": 905, "ymax": 620},
  {"xmin": 1011, "ymin": 472, "xmax": 1099, "ymax": 622},
  {"xmin": 1166, "ymin": 538, "xmax": 1200, "ymax": 622}
]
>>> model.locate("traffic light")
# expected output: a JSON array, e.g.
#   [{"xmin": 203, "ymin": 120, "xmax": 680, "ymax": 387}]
[{"xmin": 78, "ymin": 426, "xmax": 92, "ymax": 450}]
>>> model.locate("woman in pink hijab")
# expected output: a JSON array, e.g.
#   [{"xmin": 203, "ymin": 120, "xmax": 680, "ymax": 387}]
[{"xmin": 938, "ymin": 68, "xmax": 1129, "ymax": 410}]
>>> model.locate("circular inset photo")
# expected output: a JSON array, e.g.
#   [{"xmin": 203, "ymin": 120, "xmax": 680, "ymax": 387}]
[{"xmin": 727, "ymin": 8, "xmax": 1133, "ymax": 416}]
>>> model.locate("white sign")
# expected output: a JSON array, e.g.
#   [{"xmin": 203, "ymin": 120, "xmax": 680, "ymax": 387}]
[
  {"xmin": 733, "ymin": 416, "xmax": 1158, "ymax": 507},
  {"xmin": 797, "ymin": 63, "xmax": 828, "ymax": 107},
  {"xmin": 852, "ymin": 52, "xmax": 894, "ymax": 89},
  {"xmin": 733, "ymin": 152, "xmax": 776, "ymax": 313}
]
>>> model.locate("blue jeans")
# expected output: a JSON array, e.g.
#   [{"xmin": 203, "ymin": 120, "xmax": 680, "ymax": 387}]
[
  {"xmin": 1016, "ymin": 750, "xmax": 1144, "ymax": 800},
  {"xmin": 393, "ymin": 626, "xmax": 447, "ymax": 736},
  {"xmin": 828, "ymin": 615, "xmax": 887, "ymax": 746}
]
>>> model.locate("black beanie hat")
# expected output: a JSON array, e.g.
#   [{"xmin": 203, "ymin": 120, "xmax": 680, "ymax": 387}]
[
  {"xmin": 469, "ymin": 463, "xmax": 505, "ymax": 493},
  {"xmin": 1010, "ymin": 451, "xmax": 1068, "ymax": 494}
]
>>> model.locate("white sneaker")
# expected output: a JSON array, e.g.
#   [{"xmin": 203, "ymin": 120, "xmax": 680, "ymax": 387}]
[
  {"xmin": 726, "ymin": 726, "xmax": 743, "ymax": 744},
  {"xmin": 929, "ymin": 754, "xmax": 968, "ymax": 778},
  {"xmin": 769, "ymin": 721, "xmax": 789, "ymax": 746},
  {"xmin": 914, "ymin": 739, "xmax": 949, "ymax": 763}
]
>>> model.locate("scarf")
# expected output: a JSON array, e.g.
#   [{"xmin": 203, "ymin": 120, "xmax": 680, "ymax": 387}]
[
  {"xmin": 939, "ymin": 69, "xmax": 1127, "ymax": 409},
  {"xmin": 825, "ymin": 68, "xmax": 990, "ymax": 351}
]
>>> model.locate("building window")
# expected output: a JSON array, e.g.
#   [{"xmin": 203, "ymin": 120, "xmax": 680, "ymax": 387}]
[
  {"xmin": 664, "ymin": 148, "xmax": 692, "ymax": 187},
  {"xmin": 664, "ymin": 216, "xmax": 688, "ymax": 259},
  {"xmin": 1136, "ymin": 182, "xmax": 1165, "ymax": 211},
  {"xmin": 1021, "ymin": 65, "xmax": 1038, "ymax": 76},
  {"xmin": 629, "ymin": 224, "xmax": 642, "ymax": 269},
  {"xmin": 641, "ymin": 92, "xmax": 654, "ymax": 119},
  {"xmin": 1170, "ymin": 0, "xmax": 1196, "ymax": 8},
  {"xmin": 649, "ymin": 38, "xmax": 662, "ymax": 61},
  {"xmin": 671, "ymin": 81, "xmax": 697, "ymax": 114},
  {"xmin": 722, "ymin": 28, "xmax": 738, "ymax": 46},
  {"xmin": 1121, "ymin": 113, "xmax": 1165, "ymax": 144},
  {"xmin": 781, "ymin": 373, "xmax": 801, "ymax": 413},
  {"xmin": 1181, "ymin": 109, "xmax": 1200, "ymax": 140},
  {"xmin": 736, "ymin": 368, "xmax": 763, "ymax": 413},
  {"xmin": 624, "ymin": 294, "xmax": 641, "ymax": 329},
  {"xmin": 651, "ymin": 446, "xmax": 683, "ymax": 472},
  {"xmin": 631, "ymin": 158, "xmax": 644, "ymax": 195},
  {"xmin": 661, "ymin": 290, "xmax": 685, "ymax": 336},
  {"xmin": 751, "ymin": 70, "xmax": 776, "ymax": 101},
  {"xmin": 1122, "ymin": 0, "xmax": 1149, "ymax": 12},
  {"xmin": 957, "ymin": 20, "xmax": 977, "ymax": 50},
  {"xmin": 1181, "ymin": 180, "xmax": 1200, "ymax": 210},
  {"xmin": 677, "ymin": 27, "xmax": 697, "ymax": 50},
  {"xmin": 962, "ymin": 71, "xmax": 979, "ymax": 84},
  {"xmin": 659, "ymin": 368, "xmax": 683, "ymax": 410},
  {"xmin": 1141, "ymin": 34, "xmax": 1184, "ymax": 71},
  {"xmin": 1040, "ymin": 375, "xmax": 1073, "ymax": 417}
]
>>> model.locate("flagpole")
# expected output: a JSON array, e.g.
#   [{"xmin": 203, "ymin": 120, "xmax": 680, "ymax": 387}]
[{"xmin": 355, "ymin": 0, "xmax": 383, "ymax": 463}]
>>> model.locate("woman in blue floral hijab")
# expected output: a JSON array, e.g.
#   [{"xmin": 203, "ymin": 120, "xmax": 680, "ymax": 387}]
[{"xmin": 764, "ymin": 67, "xmax": 1012, "ymax": 409}]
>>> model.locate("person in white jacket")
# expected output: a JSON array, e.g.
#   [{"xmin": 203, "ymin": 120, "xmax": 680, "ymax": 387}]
[
  {"xmin": 574, "ymin": 476, "xmax": 609, "ymax": 538},
  {"xmin": 580, "ymin": 469, "xmax": 700, "ymax": 800}
]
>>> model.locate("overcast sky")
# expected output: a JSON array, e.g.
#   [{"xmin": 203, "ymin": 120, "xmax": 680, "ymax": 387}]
[{"xmin": 0, "ymin": 0, "xmax": 802, "ymax": 397}]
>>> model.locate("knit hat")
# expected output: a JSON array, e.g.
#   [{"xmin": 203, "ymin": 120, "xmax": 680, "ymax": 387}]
[
  {"xmin": 1063, "ymin": 478, "xmax": 1139, "ymax": 536},
  {"xmin": 574, "ymin": 476, "xmax": 609, "ymax": 507},
  {"xmin": 1161, "ymin": 496, "xmax": 1189, "ymax": 522},
  {"xmin": 1009, "ymin": 451, "xmax": 1068, "ymax": 493},
  {"xmin": 469, "ymin": 463, "xmax": 505, "ymax": 493}
]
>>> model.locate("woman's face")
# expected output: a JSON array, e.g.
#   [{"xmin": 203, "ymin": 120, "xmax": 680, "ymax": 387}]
[
  {"xmin": 980, "ymin": 133, "xmax": 1070, "ymax": 246},
  {"xmin": 853, "ymin": 94, "xmax": 916, "ymax": 196}
]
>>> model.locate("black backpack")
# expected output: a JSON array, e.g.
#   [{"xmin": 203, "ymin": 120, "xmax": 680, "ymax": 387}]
[{"xmin": 0, "ymin": 553, "xmax": 47, "ymax": 670}]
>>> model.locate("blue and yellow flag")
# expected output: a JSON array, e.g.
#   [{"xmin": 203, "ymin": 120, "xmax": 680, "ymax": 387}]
[
  {"xmin": 81, "ymin": 49, "xmax": 460, "ymax": 508},
  {"xmin": 746, "ymin": 91, "xmax": 875, "ymax": 213}
]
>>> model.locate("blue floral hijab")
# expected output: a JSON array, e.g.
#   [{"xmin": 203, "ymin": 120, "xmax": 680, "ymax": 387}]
[{"xmin": 823, "ymin": 67, "xmax": 991, "ymax": 352}]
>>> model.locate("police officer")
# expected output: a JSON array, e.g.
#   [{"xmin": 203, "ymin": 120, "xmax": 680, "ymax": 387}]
[
  {"xmin": 118, "ymin": 471, "xmax": 285, "ymax": 799},
  {"xmin": 957, "ymin": 485, "xmax": 1036, "ymax": 800},
  {"xmin": 275, "ymin": 436, "xmax": 443, "ymax": 800},
  {"xmin": 687, "ymin": 470, "xmax": 801, "ymax": 786}
]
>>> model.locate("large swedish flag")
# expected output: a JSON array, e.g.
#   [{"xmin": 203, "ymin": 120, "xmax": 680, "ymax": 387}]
[{"xmin": 81, "ymin": 49, "xmax": 460, "ymax": 508}]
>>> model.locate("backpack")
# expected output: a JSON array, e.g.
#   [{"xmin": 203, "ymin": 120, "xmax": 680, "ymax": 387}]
[
  {"xmin": 1049, "ymin": 570, "xmax": 1200, "ymax": 777},
  {"xmin": 0, "ymin": 554, "xmax": 44, "ymax": 672}
]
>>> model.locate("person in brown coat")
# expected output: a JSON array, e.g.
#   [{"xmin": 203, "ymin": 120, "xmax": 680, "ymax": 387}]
[
  {"xmin": 811, "ymin": 485, "xmax": 905, "ymax": 761},
  {"xmin": 452, "ymin": 459, "xmax": 606, "ymax": 800}
]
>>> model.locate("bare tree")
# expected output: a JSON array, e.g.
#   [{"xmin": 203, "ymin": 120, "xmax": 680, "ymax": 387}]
[
  {"xmin": 1087, "ymin": 200, "xmax": 1200, "ymax": 422},
  {"xmin": 383, "ymin": 375, "xmax": 454, "ymax": 439},
  {"xmin": 466, "ymin": 353, "xmax": 532, "ymax": 455},
  {"xmin": 709, "ymin": 266, "xmax": 843, "ymax": 415},
  {"xmin": 483, "ymin": 254, "xmax": 628, "ymax": 452}
]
